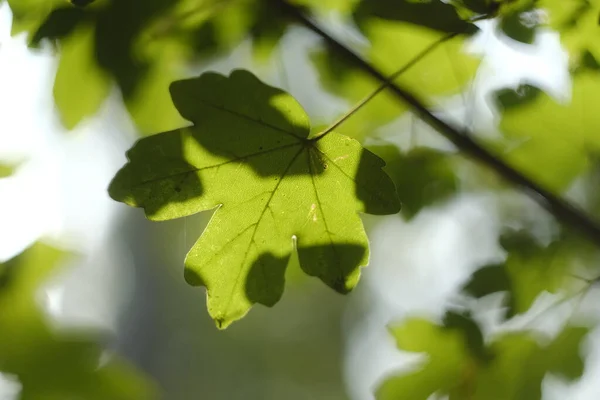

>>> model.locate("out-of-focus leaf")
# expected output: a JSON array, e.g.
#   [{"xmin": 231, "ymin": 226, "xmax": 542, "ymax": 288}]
[
  {"xmin": 462, "ymin": 263, "xmax": 513, "ymax": 298},
  {"xmin": 0, "ymin": 243, "xmax": 158, "ymax": 399},
  {"xmin": 499, "ymin": 8, "xmax": 536, "ymax": 44},
  {"xmin": 0, "ymin": 163, "xmax": 16, "ymax": 178},
  {"xmin": 53, "ymin": 23, "xmax": 111, "ymax": 129},
  {"xmin": 462, "ymin": 229, "xmax": 589, "ymax": 317},
  {"xmin": 30, "ymin": 6, "xmax": 90, "ymax": 46},
  {"xmin": 471, "ymin": 326, "xmax": 588, "ymax": 400},
  {"xmin": 577, "ymin": 153, "xmax": 600, "ymax": 218},
  {"xmin": 494, "ymin": 83, "xmax": 542, "ymax": 109},
  {"xmin": 377, "ymin": 311, "xmax": 487, "ymax": 400},
  {"xmin": 368, "ymin": 145, "xmax": 458, "ymax": 219},
  {"xmin": 312, "ymin": 1, "xmax": 480, "ymax": 139},
  {"xmin": 449, "ymin": 0, "xmax": 500, "ymax": 19},
  {"xmin": 124, "ymin": 36, "xmax": 189, "ymax": 133},
  {"xmin": 9, "ymin": 0, "xmax": 297, "ymax": 132},
  {"xmin": 354, "ymin": 0, "xmax": 477, "ymax": 34},
  {"xmin": 379, "ymin": 314, "xmax": 588, "ymax": 400},
  {"xmin": 442, "ymin": 311, "xmax": 491, "ymax": 363},
  {"xmin": 495, "ymin": 67, "xmax": 600, "ymax": 193},
  {"xmin": 108, "ymin": 70, "xmax": 400, "ymax": 328},
  {"xmin": 363, "ymin": 17, "xmax": 480, "ymax": 92},
  {"xmin": 540, "ymin": 0, "xmax": 600, "ymax": 64},
  {"xmin": 7, "ymin": 0, "xmax": 65, "ymax": 35}
]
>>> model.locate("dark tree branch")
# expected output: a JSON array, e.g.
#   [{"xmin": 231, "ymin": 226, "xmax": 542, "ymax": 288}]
[{"xmin": 277, "ymin": 0, "xmax": 600, "ymax": 245}]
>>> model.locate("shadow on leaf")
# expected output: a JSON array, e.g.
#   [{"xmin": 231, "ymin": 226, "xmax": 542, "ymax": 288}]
[
  {"xmin": 168, "ymin": 69, "xmax": 320, "ymax": 177},
  {"xmin": 296, "ymin": 243, "xmax": 366, "ymax": 294},
  {"xmin": 108, "ymin": 128, "xmax": 204, "ymax": 220},
  {"xmin": 354, "ymin": 0, "xmax": 477, "ymax": 34}
]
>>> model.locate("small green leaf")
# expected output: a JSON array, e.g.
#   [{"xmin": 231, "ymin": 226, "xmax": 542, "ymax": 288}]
[
  {"xmin": 462, "ymin": 263, "xmax": 512, "ymax": 299},
  {"xmin": 7, "ymin": 0, "xmax": 65, "ymax": 36},
  {"xmin": 311, "ymin": 8, "xmax": 480, "ymax": 138},
  {"xmin": 540, "ymin": 0, "xmax": 600, "ymax": 64},
  {"xmin": 443, "ymin": 311, "xmax": 490, "ymax": 363},
  {"xmin": 377, "ymin": 312, "xmax": 485, "ymax": 400},
  {"xmin": 30, "ymin": 6, "xmax": 88, "ymax": 46},
  {"xmin": 53, "ymin": 23, "xmax": 111, "ymax": 129},
  {"xmin": 449, "ymin": 0, "xmax": 499, "ymax": 19},
  {"xmin": 472, "ymin": 326, "xmax": 589, "ymax": 400},
  {"xmin": 354, "ymin": 0, "xmax": 477, "ymax": 34},
  {"xmin": 109, "ymin": 69, "xmax": 400, "ymax": 328},
  {"xmin": 499, "ymin": 10, "xmax": 536, "ymax": 44},
  {"xmin": 496, "ymin": 68, "xmax": 600, "ymax": 193},
  {"xmin": 463, "ymin": 230, "xmax": 586, "ymax": 317},
  {"xmin": 368, "ymin": 145, "xmax": 458, "ymax": 219}
]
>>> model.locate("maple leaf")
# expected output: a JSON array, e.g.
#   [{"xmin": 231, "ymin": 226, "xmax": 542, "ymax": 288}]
[{"xmin": 109, "ymin": 69, "xmax": 400, "ymax": 328}]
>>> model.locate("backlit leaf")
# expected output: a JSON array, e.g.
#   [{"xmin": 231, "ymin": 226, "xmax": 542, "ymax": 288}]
[
  {"xmin": 462, "ymin": 230, "xmax": 590, "ymax": 317},
  {"xmin": 312, "ymin": 0, "xmax": 480, "ymax": 138},
  {"xmin": 379, "ymin": 314, "xmax": 588, "ymax": 400},
  {"xmin": 53, "ymin": 23, "xmax": 111, "ymax": 129},
  {"xmin": 368, "ymin": 145, "xmax": 458, "ymax": 219},
  {"xmin": 496, "ymin": 67, "xmax": 600, "ymax": 193},
  {"xmin": 540, "ymin": 0, "xmax": 600, "ymax": 65},
  {"xmin": 109, "ymin": 69, "xmax": 400, "ymax": 328},
  {"xmin": 472, "ymin": 326, "xmax": 588, "ymax": 400},
  {"xmin": 377, "ymin": 311, "xmax": 486, "ymax": 400}
]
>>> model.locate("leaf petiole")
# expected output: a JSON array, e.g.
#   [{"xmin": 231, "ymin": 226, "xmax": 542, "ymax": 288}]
[{"xmin": 311, "ymin": 32, "xmax": 458, "ymax": 142}]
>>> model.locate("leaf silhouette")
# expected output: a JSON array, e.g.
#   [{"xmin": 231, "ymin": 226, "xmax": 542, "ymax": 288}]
[{"xmin": 109, "ymin": 69, "xmax": 400, "ymax": 328}]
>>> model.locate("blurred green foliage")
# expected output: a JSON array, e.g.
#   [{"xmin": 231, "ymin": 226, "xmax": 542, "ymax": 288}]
[
  {"xmin": 378, "ymin": 311, "xmax": 588, "ymax": 400},
  {"xmin": 0, "ymin": 243, "xmax": 157, "ymax": 399},
  {"xmin": 367, "ymin": 144, "xmax": 458, "ymax": 219},
  {"xmin": 462, "ymin": 228, "xmax": 598, "ymax": 318},
  {"xmin": 495, "ymin": 63, "xmax": 600, "ymax": 193}
]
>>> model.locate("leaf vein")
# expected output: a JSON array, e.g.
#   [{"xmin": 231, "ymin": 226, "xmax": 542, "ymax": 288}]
[
  {"xmin": 222, "ymin": 146, "xmax": 306, "ymax": 314},
  {"xmin": 195, "ymin": 98, "xmax": 305, "ymax": 140},
  {"xmin": 135, "ymin": 142, "xmax": 302, "ymax": 187}
]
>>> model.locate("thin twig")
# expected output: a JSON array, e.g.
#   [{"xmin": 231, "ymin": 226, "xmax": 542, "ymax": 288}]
[
  {"xmin": 312, "ymin": 32, "xmax": 458, "ymax": 141},
  {"xmin": 277, "ymin": 0, "xmax": 600, "ymax": 246}
]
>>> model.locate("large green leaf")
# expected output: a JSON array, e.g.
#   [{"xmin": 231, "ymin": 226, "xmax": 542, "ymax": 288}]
[
  {"xmin": 109, "ymin": 69, "xmax": 400, "ymax": 328},
  {"xmin": 496, "ymin": 67, "xmax": 600, "ymax": 193},
  {"xmin": 0, "ymin": 243, "xmax": 158, "ymax": 399}
]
